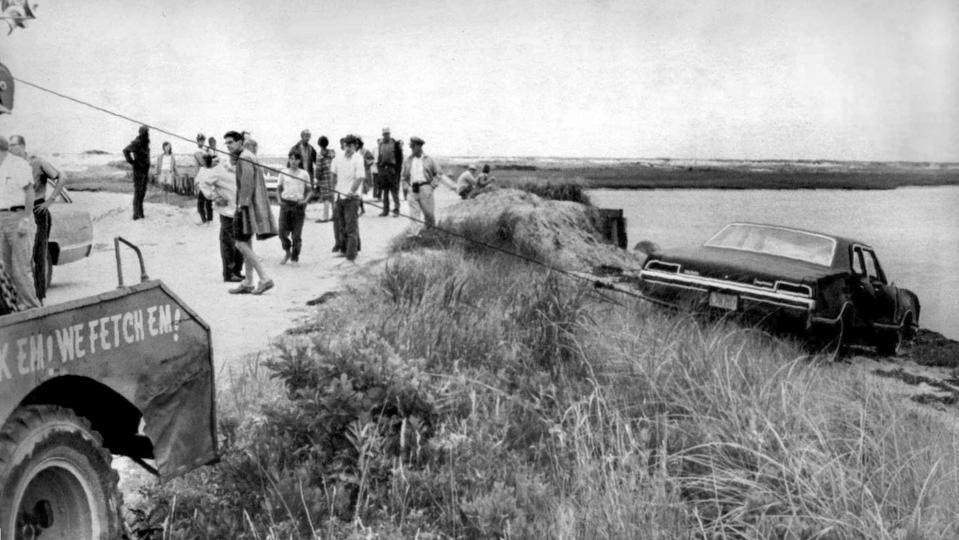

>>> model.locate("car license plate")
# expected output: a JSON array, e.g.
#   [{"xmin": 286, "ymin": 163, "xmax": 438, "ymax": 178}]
[{"xmin": 709, "ymin": 292, "xmax": 738, "ymax": 311}]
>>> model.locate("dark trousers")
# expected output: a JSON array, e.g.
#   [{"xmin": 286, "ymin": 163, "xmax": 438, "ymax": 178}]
[
  {"xmin": 332, "ymin": 196, "xmax": 361, "ymax": 261},
  {"xmin": 132, "ymin": 169, "xmax": 148, "ymax": 219},
  {"xmin": 33, "ymin": 202, "xmax": 51, "ymax": 301},
  {"xmin": 197, "ymin": 192, "xmax": 214, "ymax": 223},
  {"xmin": 219, "ymin": 214, "xmax": 244, "ymax": 279},
  {"xmin": 278, "ymin": 200, "xmax": 306, "ymax": 261},
  {"xmin": 380, "ymin": 165, "xmax": 400, "ymax": 214}
]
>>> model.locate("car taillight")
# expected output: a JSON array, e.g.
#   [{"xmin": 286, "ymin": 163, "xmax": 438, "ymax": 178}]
[{"xmin": 645, "ymin": 260, "xmax": 681, "ymax": 273}]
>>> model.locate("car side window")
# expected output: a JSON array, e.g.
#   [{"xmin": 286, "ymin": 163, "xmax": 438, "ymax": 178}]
[
  {"xmin": 862, "ymin": 250, "xmax": 883, "ymax": 283},
  {"xmin": 851, "ymin": 247, "xmax": 864, "ymax": 275}
]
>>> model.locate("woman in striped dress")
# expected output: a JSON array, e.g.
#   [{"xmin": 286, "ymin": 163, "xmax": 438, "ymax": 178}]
[{"xmin": 314, "ymin": 135, "xmax": 336, "ymax": 223}]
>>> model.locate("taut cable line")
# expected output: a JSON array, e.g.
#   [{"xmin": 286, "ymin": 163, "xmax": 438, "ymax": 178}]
[{"xmin": 13, "ymin": 76, "xmax": 659, "ymax": 304}]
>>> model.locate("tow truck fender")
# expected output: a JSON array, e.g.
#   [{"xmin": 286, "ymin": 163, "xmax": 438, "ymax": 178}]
[{"xmin": 0, "ymin": 280, "xmax": 217, "ymax": 481}]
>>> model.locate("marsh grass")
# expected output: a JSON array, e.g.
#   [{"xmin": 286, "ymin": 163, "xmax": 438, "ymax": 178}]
[{"xmin": 130, "ymin": 242, "xmax": 959, "ymax": 538}]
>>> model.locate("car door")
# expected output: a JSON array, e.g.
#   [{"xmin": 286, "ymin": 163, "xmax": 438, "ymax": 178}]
[{"xmin": 850, "ymin": 246, "xmax": 897, "ymax": 325}]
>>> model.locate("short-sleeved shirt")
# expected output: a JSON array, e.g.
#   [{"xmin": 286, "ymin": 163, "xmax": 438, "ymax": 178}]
[
  {"xmin": 277, "ymin": 167, "xmax": 310, "ymax": 202},
  {"xmin": 28, "ymin": 154, "xmax": 60, "ymax": 201},
  {"xmin": 0, "ymin": 154, "xmax": 33, "ymax": 208},
  {"xmin": 332, "ymin": 152, "xmax": 365, "ymax": 194}
]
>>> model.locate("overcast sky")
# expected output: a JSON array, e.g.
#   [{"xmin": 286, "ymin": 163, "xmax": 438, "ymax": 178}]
[{"xmin": 0, "ymin": 0, "xmax": 957, "ymax": 160}]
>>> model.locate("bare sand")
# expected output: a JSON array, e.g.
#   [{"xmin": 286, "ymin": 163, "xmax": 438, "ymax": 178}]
[{"xmin": 45, "ymin": 189, "xmax": 461, "ymax": 380}]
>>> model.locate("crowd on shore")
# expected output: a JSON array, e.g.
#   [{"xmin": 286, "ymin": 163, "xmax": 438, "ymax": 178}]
[
  {"xmin": 0, "ymin": 123, "xmax": 499, "ymax": 312},
  {"xmin": 121, "ymin": 126, "xmax": 496, "ymax": 297}
]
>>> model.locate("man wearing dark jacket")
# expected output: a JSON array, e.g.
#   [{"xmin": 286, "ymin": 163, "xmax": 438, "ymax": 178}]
[
  {"xmin": 376, "ymin": 127, "xmax": 403, "ymax": 216},
  {"xmin": 122, "ymin": 125, "xmax": 150, "ymax": 220},
  {"xmin": 289, "ymin": 129, "xmax": 318, "ymax": 189}
]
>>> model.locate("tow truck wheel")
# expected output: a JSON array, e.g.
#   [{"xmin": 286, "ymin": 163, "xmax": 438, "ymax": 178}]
[{"xmin": 0, "ymin": 405, "xmax": 123, "ymax": 540}]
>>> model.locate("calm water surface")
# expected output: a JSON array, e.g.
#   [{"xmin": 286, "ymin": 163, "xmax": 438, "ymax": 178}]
[{"xmin": 589, "ymin": 186, "xmax": 959, "ymax": 340}]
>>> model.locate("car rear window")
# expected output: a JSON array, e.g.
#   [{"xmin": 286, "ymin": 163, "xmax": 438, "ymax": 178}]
[{"xmin": 705, "ymin": 224, "xmax": 836, "ymax": 267}]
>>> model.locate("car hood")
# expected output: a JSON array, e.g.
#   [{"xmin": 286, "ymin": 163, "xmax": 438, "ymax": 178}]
[{"xmin": 650, "ymin": 246, "xmax": 839, "ymax": 284}]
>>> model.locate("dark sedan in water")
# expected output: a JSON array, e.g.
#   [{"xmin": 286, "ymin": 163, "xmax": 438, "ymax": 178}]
[{"xmin": 639, "ymin": 222, "xmax": 920, "ymax": 357}]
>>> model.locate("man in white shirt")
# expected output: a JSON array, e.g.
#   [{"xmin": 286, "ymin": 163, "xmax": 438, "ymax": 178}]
[
  {"xmin": 330, "ymin": 135, "xmax": 365, "ymax": 261},
  {"xmin": 9, "ymin": 134, "xmax": 68, "ymax": 302},
  {"xmin": 400, "ymin": 137, "xmax": 455, "ymax": 228},
  {"xmin": 0, "ymin": 135, "xmax": 40, "ymax": 309}
]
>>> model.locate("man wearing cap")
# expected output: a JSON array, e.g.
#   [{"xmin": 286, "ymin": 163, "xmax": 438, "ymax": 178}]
[
  {"xmin": 0, "ymin": 135, "xmax": 40, "ymax": 309},
  {"xmin": 8, "ymin": 135, "xmax": 68, "ymax": 303},
  {"xmin": 456, "ymin": 163, "xmax": 479, "ymax": 199},
  {"xmin": 376, "ymin": 127, "xmax": 403, "ymax": 216},
  {"xmin": 289, "ymin": 129, "xmax": 317, "ymax": 189},
  {"xmin": 122, "ymin": 125, "xmax": 150, "ymax": 220},
  {"xmin": 400, "ymin": 137, "xmax": 453, "ymax": 228}
]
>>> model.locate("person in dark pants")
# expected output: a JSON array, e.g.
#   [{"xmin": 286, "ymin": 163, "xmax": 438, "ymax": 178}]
[
  {"xmin": 333, "ymin": 196, "xmax": 361, "ymax": 259},
  {"xmin": 276, "ymin": 152, "xmax": 312, "ymax": 264},
  {"xmin": 196, "ymin": 152, "xmax": 244, "ymax": 282},
  {"xmin": 194, "ymin": 137, "xmax": 216, "ymax": 224},
  {"xmin": 377, "ymin": 127, "xmax": 403, "ymax": 216},
  {"xmin": 122, "ymin": 125, "xmax": 150, "ymax": 220},
  {"xmin": 8, "ymin": 135, "xmax": 67, "ymax": 303},
  {"xmin": 331, "ymin": 135, "xmax": 365, "ymax": 261}
]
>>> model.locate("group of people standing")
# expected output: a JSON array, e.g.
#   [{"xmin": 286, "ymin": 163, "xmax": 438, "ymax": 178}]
[
  {"xmin": 0, "ymin": 133, "xmax": 67, "ymax": 312},
  {"xmin": 120, "ymin": 124, "xmax": 481, "ymax": 297}
]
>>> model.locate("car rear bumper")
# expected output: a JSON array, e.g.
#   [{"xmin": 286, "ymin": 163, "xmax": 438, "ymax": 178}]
[{"xmin": 640, "ymin": 269, "xmax": 815, "ymax": 326}]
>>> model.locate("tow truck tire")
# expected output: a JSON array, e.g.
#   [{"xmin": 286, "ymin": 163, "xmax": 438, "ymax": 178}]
[{"xmin": 0, "ymin": 405, "xmax": 123, "ymax": 540}]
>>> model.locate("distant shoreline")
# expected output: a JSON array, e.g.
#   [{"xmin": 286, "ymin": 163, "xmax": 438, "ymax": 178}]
[
  {"xmin": 487, "ymin": 162, "xmax": 959, "ymax": 191},
  {"xmin": 58, "ymin": 152, "xmax": 959, "ymax": 192}
]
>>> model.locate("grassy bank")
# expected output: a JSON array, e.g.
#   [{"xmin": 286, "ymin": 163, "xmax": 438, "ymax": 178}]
[
  {"xmin": 126, "ymin": 188, "xmax": 959, "ymax": 539},
  {"xmin": 489, "ymin": 164, "xmax": 959, "ymax": 190}
]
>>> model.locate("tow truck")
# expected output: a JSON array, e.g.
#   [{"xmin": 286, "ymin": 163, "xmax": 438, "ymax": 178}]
[
  {"xmin": 1, "ymin": 14, "xmax": 218, "ymax": 537},
  {"xmin": 0, "ymin": 239, "xmax": 217, "ymax": 538}
]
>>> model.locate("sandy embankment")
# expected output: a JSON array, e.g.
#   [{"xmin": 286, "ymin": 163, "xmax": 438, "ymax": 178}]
[{"xmin": 46, "ymin": 189, "xmax": 460, "ymax": 378}]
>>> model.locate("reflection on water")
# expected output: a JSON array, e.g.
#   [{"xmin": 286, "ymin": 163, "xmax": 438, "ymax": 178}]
[{"xmin": 589, "ymin": 186, "xmax": 959, "ymax": 340}]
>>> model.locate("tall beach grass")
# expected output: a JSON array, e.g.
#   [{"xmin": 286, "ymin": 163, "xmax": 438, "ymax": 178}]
[{"xmin": 129, "ymin": 185, "xmax": 959, "ymax": 539}]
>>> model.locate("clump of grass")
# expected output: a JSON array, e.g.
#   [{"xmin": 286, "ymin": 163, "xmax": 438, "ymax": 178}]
[{"xmin": 394, "ymin": 188, "xmax": 641, "ymax": 271}]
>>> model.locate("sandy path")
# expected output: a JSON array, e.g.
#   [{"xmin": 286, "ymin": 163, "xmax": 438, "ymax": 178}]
[{"xmin": 45, "ymin": 189, "xmax": 460, "ymax": 379}]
